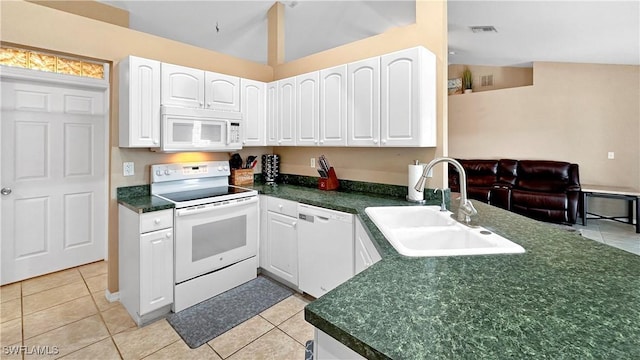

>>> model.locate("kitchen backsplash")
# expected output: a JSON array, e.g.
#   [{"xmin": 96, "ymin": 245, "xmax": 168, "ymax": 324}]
[{"xmin": 117, "ymin": 175, "xmax": 450, "ymax": 204}]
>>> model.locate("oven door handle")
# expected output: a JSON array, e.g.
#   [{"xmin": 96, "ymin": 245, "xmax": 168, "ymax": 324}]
[
  {"xmin": 175, "ymin": 197, "xmax": 258, "ymax": 217},
  {"xmin": 225, "ymin": 120, "xmax": 231, "ymax": 145}
]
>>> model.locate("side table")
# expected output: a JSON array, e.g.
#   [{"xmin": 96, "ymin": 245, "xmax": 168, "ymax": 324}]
[{"xmin": 581, "ymin": 185, "xmax": 640, "ymax": 233}]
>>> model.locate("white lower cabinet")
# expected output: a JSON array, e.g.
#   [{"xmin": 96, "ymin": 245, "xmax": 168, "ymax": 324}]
[
  {"xmin": 259, "ymin": 198, "xmax": 378, "ymax": 298},
  {"xmin": 260, "ymin": 196, "xmax": 299, "ymax": 287},
  {"xmin": 354, "ymin": 218, "xmax": 382, "ymax": 275},
  {"xmin": 314, "ymin": 329, "xmax": 366, "ymax": 360},
  {"xmin": 119, "ymin": 205, "xmax": 174, "ymax": 326}
]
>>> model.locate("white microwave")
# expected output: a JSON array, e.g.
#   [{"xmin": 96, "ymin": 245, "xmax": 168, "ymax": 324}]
[{"xmin": 159, "ymin": 106, "xmax": 242, "ymax": 152}]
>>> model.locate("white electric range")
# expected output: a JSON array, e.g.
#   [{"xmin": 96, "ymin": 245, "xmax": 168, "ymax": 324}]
[{"xmin": 151, "ymin": 161, "xmax": 259, "ymax": 312}]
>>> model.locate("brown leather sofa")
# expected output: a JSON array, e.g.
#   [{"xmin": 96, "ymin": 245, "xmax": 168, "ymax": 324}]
[{"xmin": 449, "ymin": 159, "xmax": 581, "ymax": 224}]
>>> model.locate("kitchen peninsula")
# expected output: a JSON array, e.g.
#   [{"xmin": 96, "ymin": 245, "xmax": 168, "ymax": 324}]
[{"xmin": 119, "ymin": 182, "xmax": 640, "ymax": 359}]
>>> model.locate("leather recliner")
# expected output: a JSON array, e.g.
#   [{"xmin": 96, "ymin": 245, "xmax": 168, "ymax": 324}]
[{"xmin": 449, "ymin": 159, "xmax": 581, "ymax": 224}]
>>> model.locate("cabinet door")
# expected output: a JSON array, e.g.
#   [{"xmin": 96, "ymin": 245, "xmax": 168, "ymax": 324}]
[
  {"xmin": 140, "ymin": 228, "xmax": 174, "ymax": 315},
  {"xmin": 319, "ymin": 65, "xmax": 347, "ymax": 146},
  {"xmin": 266, "ymin": 81, "xmax": 279, "ymax": 146},
  {"xmin": 380, "ymin": 47, "xmax": 436, "ymax": 147},
  {"xmin": 265, "ymin": 212, "xmax": 298, "ymax": 285},
  {"xmin": 161, "ymin": 63, "xmax": 205, "ymax": 108},
  {"xmin": 119, "ymin": 56, "xmax": 161, "ymax": 147},
  {"xmin": 277, "ymin": 78, "xmax": 296, "ymax": 146},
  {"xmin": 347, "ymin": 57, "xmax": 380, "ymax": 146},
  {"xmin": 354, "ymin": 218, "xmax": 381, "ymax": 275},
  {"xmin": 241, "ymin": 79, "xmax": 266, "ymax": 146},
  {"xmin": 205, "ymin": 71, "xmax": 240, "ymax": 112},
  {"xmin": 296, "ymin": 72, "xmax": 319, "ymax": 146}
]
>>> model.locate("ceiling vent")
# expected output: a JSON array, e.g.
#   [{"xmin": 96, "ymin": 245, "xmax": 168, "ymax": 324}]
[{"xmin": 470, "ymin": 26, "xmax": 498, "ymax": 33}]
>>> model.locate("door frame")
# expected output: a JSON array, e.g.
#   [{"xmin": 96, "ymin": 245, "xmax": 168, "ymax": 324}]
[{"xmin": 0, "ymin": 64, "xmax": 110, "ymax": 263}]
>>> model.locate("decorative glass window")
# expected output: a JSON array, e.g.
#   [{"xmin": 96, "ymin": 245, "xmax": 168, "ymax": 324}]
[{"xmin": 0, "ymin": 46, "xmax": 105, "ymax": 79}]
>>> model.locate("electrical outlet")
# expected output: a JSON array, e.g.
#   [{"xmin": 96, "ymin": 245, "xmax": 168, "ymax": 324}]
[
  {"xmin": 123, "ymin": 162, "xmax": 135, "ymax": 176},
  {"xmin": 310, "ymin": 157, "xmax": 316, "ymax": 168},
  {"xmin": 608, "ymin": 152, "xmax": 615, "ymax": 160}
]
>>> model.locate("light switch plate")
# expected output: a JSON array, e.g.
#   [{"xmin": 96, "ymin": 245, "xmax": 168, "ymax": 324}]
[
  {"xmin": 607, "ymin": 152, "xmax": 615, "ymax": 160},
  {"xmin": 123, "ymin": 162, "xmax": 135, "ymax": 176}
]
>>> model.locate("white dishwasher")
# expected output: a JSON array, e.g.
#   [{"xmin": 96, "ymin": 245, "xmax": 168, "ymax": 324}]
[{"xmin": 297, "ymin": 204, "xmax": 354, "ymax": 298}]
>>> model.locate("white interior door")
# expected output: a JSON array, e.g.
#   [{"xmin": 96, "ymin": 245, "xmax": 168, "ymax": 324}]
[{"xmin": 1, "ymin": 68, "xmax": 108, "ymax": 285}]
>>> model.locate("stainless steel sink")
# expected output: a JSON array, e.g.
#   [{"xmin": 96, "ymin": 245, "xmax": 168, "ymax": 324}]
[{"xmin": 365, "ymin": 206, "xmax": 525, "ymax": 257}]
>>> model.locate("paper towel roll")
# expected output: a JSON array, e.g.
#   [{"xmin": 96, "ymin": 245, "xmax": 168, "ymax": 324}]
[{"xmin": 407, "ymin": 164, "xmax": 424, "ymax": 201}]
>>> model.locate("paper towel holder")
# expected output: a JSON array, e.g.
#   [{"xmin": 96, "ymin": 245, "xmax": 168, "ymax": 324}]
[{"xmin": 407, "ymin": 160, "xmax": 427, "ymax": 204}]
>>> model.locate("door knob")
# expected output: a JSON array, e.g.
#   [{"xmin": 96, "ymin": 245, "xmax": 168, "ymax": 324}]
[{"xmin": 1, "ymin": 188, "xmax": 11, "ymax": 195}]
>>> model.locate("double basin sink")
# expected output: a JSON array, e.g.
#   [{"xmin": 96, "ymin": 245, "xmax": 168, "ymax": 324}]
[{"xmin": 365, "ymin": 206, "xmax": 525, "ymax": 257}]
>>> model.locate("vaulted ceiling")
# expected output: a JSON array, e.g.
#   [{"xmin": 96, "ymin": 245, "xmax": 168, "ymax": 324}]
[{"xmin": 100, "ymin": 0, "xmax": 640, "ymax": 67}]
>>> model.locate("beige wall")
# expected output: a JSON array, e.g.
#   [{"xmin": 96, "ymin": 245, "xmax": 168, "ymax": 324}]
[
  {"xmin": 1, "ymin": 0, "xmax": 449, "ymax": 293},
  {"xmin": 448, "ymin": 64, "xmax": 533, "ymax": 92},
  {"xmin": 449, "ymin": 61, "xmax": 640, "ymax": 214}
]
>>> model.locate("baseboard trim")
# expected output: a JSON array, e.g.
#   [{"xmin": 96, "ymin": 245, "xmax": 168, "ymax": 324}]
[{"xmin": 105, "ymin": 289, "xmax": 120, "ymax": 302}]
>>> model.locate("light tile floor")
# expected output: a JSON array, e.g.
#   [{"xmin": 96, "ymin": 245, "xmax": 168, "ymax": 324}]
[
  {"xmin": 0, "ymin": 263, "xmax": 313, "ymax": 360},
  {"xmin": 574, "ymin": 218, "xmax": 640, "ymax": 255}
]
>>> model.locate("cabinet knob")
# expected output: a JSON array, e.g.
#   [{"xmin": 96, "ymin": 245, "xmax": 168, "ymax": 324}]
[
  {"xmin": 207, "ymin": 102, "xmax": 211, "ymax": 107},
  {"xmin": 199, "ymin": 102, "xmax": 204, "ymax": 107},
  {"xmin": 278, "ymin": 205, "xmax": 283, "ymax": 210},
  {"xmin": 319, "ymin": 140, "xmax": 324, "ymax": 144},
  {"xmin": 154, "ymin": 219, "xmax": 161, "ymax": 224},
  {"xmin": 166, "ymin": 232, "xmax": 172, "ymax": 238},
  {"xmin": 153, "ymin": 140, "xmax": 159, "ymax": 145},
  {"xmin": 278, "ymin": 140, "xmax": 282, "ymax": 144},
  {"xmin": 373, "ymin": 139, "xmax": 378, "ymax": 144},
  {"xmin": 381, "ymin": 139, "xmax": 387, "ymax": 145},
  {"xmin": 292, "ymin": 222, "xmax": 297, "ymax": 228}
]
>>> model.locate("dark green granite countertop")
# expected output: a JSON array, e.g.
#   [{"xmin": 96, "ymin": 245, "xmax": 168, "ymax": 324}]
[
  {"xmin": 117, "ymin": 185, "xmax": 174, "ymax": 213},
  {"xmin": 117, "ymin": 182, "xmax": 640, "ymax": 358}
]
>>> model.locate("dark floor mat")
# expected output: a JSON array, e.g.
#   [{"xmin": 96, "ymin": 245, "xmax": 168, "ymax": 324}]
[{"xmin": 167, "ymin": 276, "xmax": 294, "ymax": 348}]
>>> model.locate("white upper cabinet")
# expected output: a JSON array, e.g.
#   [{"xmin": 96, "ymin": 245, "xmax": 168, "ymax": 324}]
[
  {"xmin": 119, "ymin": 56, "xmax": 161, "ymax": 147},
  {"xmin": 205, "ymin": 72, "xmax": 240, "ymax": 112},
  {"xmin": 241, "ymin": 79, "xmax": 266, "ymax": 146},
  {"xmin": 319, "ymin": 65, "xmax": 347, "ymax": 146},
  {"xmin": 380, "ymin": 47, "xmax": 436, "ymax": 147},
  {"xmin": 161, "ymin": 63, "xmax": 204, "ymax": 108},
  {"xmin": 266, "ymin": 81, "xmax": 279, "ymax": 145},
  {"xmin": 296, "ymin": 72, "xmax": 320, "ymax": 146},
  {"xmin": 161, "ymin": 63, "xmax": 240, "ymax": 112},
  {"xmin": 347, "ymin": 57, "xmax": 380, "ymax": 147},
  {"xmin": 277, "ymin": 78, "xmax": 297, "ymax": 146}
]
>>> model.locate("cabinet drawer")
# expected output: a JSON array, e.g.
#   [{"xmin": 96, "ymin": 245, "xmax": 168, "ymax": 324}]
[
  {"xmin": 266, "ymin": 197, "xmax": 298, "ymax": 218},
  {"xmin": 140, "ymin": 209, "xmax": 173, "ymax": 233}
]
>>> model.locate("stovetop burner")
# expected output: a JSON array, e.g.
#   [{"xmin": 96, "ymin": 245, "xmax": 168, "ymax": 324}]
[{"xmin": 158, "ymin": 186, "xmax": 254, "ymax": 203}]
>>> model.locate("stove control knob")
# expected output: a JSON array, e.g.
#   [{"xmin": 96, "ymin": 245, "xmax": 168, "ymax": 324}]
[
  {"xmin": 218, "ymin": 166, "xmax": 223, "ymax": 171},
  {"xmin": 155, "ymin": 170, "xmax": 162, "ymax": 176},
  {"xmin": 164, "ymin": 169, "xmax": 171, "ymax": 175},
  {"xmin": 223, "ymin": 166, "xmax": 229, "ymax": 171}
]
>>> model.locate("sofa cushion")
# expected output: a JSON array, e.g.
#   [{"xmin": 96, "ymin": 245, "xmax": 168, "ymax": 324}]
[
  {"xmin": 497, "ymin": 159, "xmax": 518, "ymax": 186},
  {"xmin": 459, "ymin": 160, "xmax": 499, "ymax": 187},
  {"xmin": 511, "ymin": 189, "xmax": 568, "ymax": 210},
  {"xmin": 516, "ymin": 160, "xmax": 572, "ymax": 192}
]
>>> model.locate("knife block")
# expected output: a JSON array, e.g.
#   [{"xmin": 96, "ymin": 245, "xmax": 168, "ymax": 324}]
[{"xmin": 318, "ymin": 167, "xmax": 339, "ymax": 191}]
